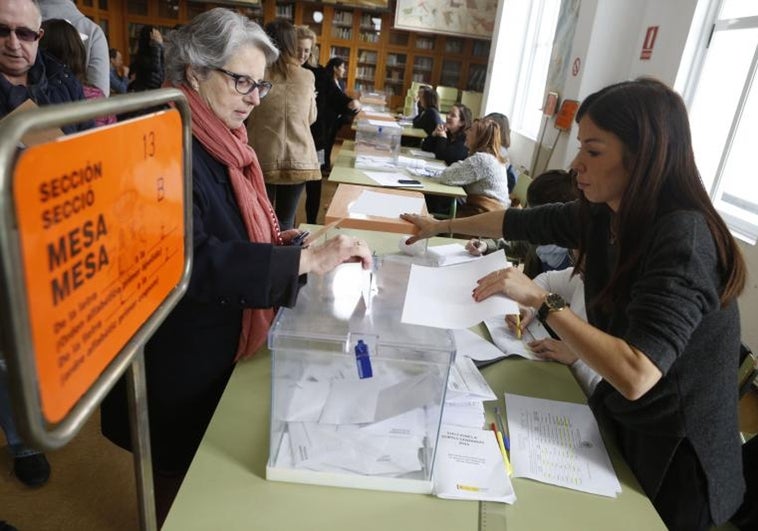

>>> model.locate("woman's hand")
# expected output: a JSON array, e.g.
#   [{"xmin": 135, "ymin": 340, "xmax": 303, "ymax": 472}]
[
  {"xmin": 473, "ymin": 266, "xmax": 547, "ymax": 308},
  {"xmin": 465, "ymin": 238, "xmax": 487, "ymax": 256},
  {"xmin": 279, "ymin": 228, "xmax": 304, "ymax": 245},
  {"xmin": 505, "ymin": 307, "xmax": 536, "ymax": 333},
  {"xmin": 528, "ymin": 338, "xmax": 578, "ymax": 365},
  {"xmin": 432, "ymin": 124, "xmax": 447, "ymax": 138},
  {"xmin": 399, "ymin": 213, "xmax": 445, "ymax": 244},
  {"xmin": 299, "ymin": 234, "xmax": 373, "ymax": 275},
  {"xmin": 150, "ymin": 28, "xmax": 163, "ymax": 45}
]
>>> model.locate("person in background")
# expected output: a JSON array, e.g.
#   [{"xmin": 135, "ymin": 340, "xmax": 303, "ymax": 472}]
[
  {"xmin": 410, "ymin": 83, "xmax": 431, "ymax": 118},
  {"xmin": 0, "ymin": 0, "xmax": 92, "ymax": 490},
  {"xmin": 318, "ymin": 56, "xmax": 360, "ymax": 174},
  {"xmin": 100, "ymin": 10, "xmax": 371, "ymax": 523},
  {"xmin": 402, "ymin": 78, "xmax": 747, "ymax": 531},
  {"xmin": 108, "ymin": 47, "xmax": 129, "ymax": 94},
  {"xmin": 129, "ymin": 24, "xmax": 164, "ymax": 92},
  {"xmin": 247, "ymin": 18, "xmax": 320, "ymax": 231},
  {"xmin": 421, "ymin": 102, "xmax": 472, "ymax": 166},
  {"xmin": 430, "ymin": 118, "xmax": 509, "ymax": 216},
  {"xmin": 484, "ymin": 112, "xmax": 517, "ymax": 194},
  {"xmin": 466, "ymin": 169, "xmax": 577, "ymax": 277},
  {"xmin": 40, "ymin": 19, "xmax": 115, "ymax": 126},
  {"xmin": 39, "ymin": 0, "xmax": 109, "ymax": 96},
  {"xmin": 412, "ymin": 86, "xmax": 443, "ymax": 136},
  {"xmin": 296, "ymin": 24, "xmax": 327, "ymax": 224}
]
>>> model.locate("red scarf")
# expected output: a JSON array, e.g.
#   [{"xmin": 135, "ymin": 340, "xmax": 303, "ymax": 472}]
[{"xmin": 179, "ymin": 83, "xmax": 281, "ymax": 361}]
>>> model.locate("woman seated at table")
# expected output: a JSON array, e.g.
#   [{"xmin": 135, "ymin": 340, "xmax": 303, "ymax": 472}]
[
  {"xmin": 430, "ymin": 118, "xmax": 510, "ymax": 217},
  {"xmin": 484, "ymin": 112, "xmax": 517, "ymax": 194},
  {"xmin": 100, "ymin": 8, "xmax": 372, "ymax": 520},
  {"xmin": 412, "ymin": 86, "xmax": 444, "ymax": 136},
  {"xmin": 420, "ymin": 102, "xmax": 472, "ymax": 166}
]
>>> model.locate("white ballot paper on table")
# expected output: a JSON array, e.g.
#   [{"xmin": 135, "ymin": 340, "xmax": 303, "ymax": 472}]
[
  {"xmin": 348, "ymin": 190, "xmax": 425, "ymax": 219},
  {"xmin": 484, "ymin": 315, "xmax": 552, "ymax": 361},
  {"xmin": 361, "ymin": 170, "xmax": 424, "ymax": 188},
  {"xmin": 401, "ymin": 251, "xmax": 519, "ymax": 329},
  {"xmin": 433, "ymin": 425, "xmax": 517, "ymax": 504},
  {"xmin": 453, "ymin": 328, "xmax": 511, "ymax": 363},
  {"xmin": 505, "ymin": 393, "xmax": 621, "ymax": 497}
]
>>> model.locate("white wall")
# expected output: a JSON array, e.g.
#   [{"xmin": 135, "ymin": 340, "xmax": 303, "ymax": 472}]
[{"xmin": 487, "ymin": 0, "xmax": 758, "ymax": 348}]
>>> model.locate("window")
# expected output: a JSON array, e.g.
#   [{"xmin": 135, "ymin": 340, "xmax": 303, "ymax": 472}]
[
  {"xmin": 510, "ymin": 0, "xmax": 561, "ymax": 140},
  {"xmin": 685, "ymin": 1, "xmax": 758, "ymax": 243}
]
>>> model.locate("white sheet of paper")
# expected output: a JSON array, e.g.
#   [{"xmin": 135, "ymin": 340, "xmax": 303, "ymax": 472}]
[
  {"xmin": 375, "ymin": 371, "xmax": 445, "ymax": 422},
  {"xmin": 453, "ymin": 328, "xmax": 510, "ymax": 362},
  {"xmin": 433, "ymin": 424, "xmax": 517, "ymax": 503},
  {"xmin": 484, "ymin": 315, "xmax": 552, "ymax": 361},
  {"xmin": 367, "ymin": 117, "xmax": 399, "ymax": 125},
  {"xmin": 447, "ymin": 355, "xmax": 496, "ymax": 401},
  {"xmin": 505, "ymin": 393, "xmax": 622, "ymax": 497},
  {"xmin": 349, "ymin": 190, "xmax": 425, "ymax": 219},
  {"xmin": 397, "ymin": 155, "xmax": 426, "ymax": 169},
  {"xmin": 362, "ymin": 170, "xmax": 424, "ymax": 188},
  {"xmin": 401, "ymin": 251, "xmax": 519, "ymax": 329},
  {"xmin": 427, "ymin": 243, "xmax": 480, "ymax": 267},
  {"xmin": 273, "ymin": 379, "xmax": 331, "ymax": 422},
  {"xmin": 441, "ymin": 400, "xmax": 486, "ymax": 429}
]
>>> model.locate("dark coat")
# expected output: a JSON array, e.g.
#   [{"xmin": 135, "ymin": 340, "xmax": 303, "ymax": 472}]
[
  {"xmin": 129, "ymin": 42, "xmax": 164, "ymax": 92},
  {"xmin": 101, "ymin": 138, "xmax": 304, "ymax": 473},
  {"xmin": 0, "ymin": 51, "xmax": 93, "ymax": 133},
  {"xmin": 308, "ymin": 65, "xmax": 354, "ymax": 150},
  {"xmin": 421, "ymin": 131, "xmax": 469, "ymax": 166}
]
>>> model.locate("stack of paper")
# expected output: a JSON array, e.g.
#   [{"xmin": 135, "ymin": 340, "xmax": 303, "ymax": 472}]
[
  {"xmin": 443, "ymin": 355, "xmax": 496, "ymax": 428},
  {"xmin": 433, "ymin": 425, "xmax": 517, "ymax": 504},
  {"xmin": 505, "ymin": 393, "xmax": 622, "ymax": 497}
]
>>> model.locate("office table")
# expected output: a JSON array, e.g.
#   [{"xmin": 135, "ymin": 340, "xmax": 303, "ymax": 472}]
[
  {"xmin": 163, "ymin": 227, "xmax": 665, "ymax": 531},
  {"xmin": 329, "ymin": 140, "xmax": 466, "ymax": 219}
]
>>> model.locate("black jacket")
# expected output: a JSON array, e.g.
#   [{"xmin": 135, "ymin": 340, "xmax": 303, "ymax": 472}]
[
  {"xmin": 421, "ymin": 131, "xmax": 469, "ymax": 166},
  {"xmin": 0, "ymin": 51, "xmax": 93, "ymax": 133},
  {"xmin": 129, "ymin": 42, "xmax": 164, "ymax": 92}
]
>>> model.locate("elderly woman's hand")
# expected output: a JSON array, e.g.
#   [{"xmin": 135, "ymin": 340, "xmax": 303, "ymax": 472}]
[
  {"xmin": 528, "ymin": 338, "xmax": 578, "ymax": 365},
  {"xmin": 399, "ymin": 213, "xmax": 445, "ymax": 244},
  {"xmin": 299, "ymin": 234, "xmax": 373, "ymax": 275},
  {"xmin": 473, "ymin": 266, "xmax": 547, "ymax": 307}
]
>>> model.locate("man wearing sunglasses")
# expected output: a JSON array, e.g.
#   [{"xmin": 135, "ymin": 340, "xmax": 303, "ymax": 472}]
[
  {"xmin": 0, "ymin": 0, "xmax": 93, "ymax": 493},
  {"xmin": 0, "ymin": 0, "xmax": 92, "ymax": 134}
]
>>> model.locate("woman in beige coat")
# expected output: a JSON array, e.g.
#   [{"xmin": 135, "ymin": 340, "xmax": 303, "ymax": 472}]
[{"xmin": 247, "ymin": 18, "xmax": 321, "ymax": 230}]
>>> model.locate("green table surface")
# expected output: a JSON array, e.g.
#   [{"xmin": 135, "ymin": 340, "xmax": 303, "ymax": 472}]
[{"xmin": 163, "ymin": 227, "xmax": 665, "ymax": 531}]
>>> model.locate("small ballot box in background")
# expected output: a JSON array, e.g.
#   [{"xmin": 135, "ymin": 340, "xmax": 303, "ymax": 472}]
[
  {"xmin": 266, "ymin": 258, "xmax": 455, "ymax": 493},
  {"xmin": 354, "ymin": 119, "xmax": 402, "ymax": 168}
]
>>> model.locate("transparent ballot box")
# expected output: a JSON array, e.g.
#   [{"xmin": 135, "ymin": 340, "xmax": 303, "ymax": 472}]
[
  {"xmin": 266, "ymin": 258, "xmax": 454, "ymax": 493},
  {"xmin": 354, "ymin": 119, "xmax": 401, "ymax": 169}
]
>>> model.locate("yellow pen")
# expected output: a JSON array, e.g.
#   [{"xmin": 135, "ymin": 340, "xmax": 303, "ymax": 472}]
[
  {"xmin": 491, "ymin": 423, "xmax": 513, "ymax": 476},
  {"xmin": 515, "ymin": 313, "xmax": 522, "ymax": 340}
]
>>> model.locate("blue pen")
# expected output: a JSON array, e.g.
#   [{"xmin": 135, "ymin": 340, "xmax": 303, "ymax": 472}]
[
  {"xmin": 290, "ymin": 231, "xmax": 310, "ymax": 246},
  {"xmin": 355, "ymin": 339, "xmax": 373, "ymax": 379},
  {"xmin": 494, "ymin": 406, "xmax": 510, "ymax": 451}
]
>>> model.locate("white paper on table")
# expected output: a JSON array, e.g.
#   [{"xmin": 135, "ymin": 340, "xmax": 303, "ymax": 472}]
[
  {"xmin": 505, "ymin": 393, "xmax": 622, "ymax": 497},
  {"xmin": 484, "ymin": 315, "xmax": 551, "ymax": 361},
  {"xmin": 407, "ymin": 148, "xmax": 436, "ymax": 159},
  {"xmin": 447, "ymin": 355, "xmax": 496, "ymax": 401},
  {"xmin": 453, "ymin": 328, "xmax": 510, "ymax": 362},
  {"xmin": 433, "ymin": 424, "xmax": 517, "ymax": 503},
  {"xmin": 401, "ymin": 251, "xmax": 519, "ymax": 329},
  {"xmin": 426, "ymin": 243, "xmax": 481, "ymax": 267},
  {"xmin": 441, "ymin": 400, "xmax": 486, "ymax": 429},
  {"xmin": 362, "ymin": 170, "xmax": 424, "ymax": 188},
  {"xmin": 349, "ymin": 190, "xmax": 425, "ymax": 218},
  {"xmin": 397, "ymin": 155, "xmax": 427, "ymax": 169}
]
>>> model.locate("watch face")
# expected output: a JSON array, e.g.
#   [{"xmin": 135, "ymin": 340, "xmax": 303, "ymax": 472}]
[{"xmin": 546, "ymin": 292, "xmax": 566, "ymax": 311}]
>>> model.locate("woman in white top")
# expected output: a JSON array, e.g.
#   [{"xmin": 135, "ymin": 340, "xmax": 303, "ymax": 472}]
[{"xmin": 435, "ymin": 118, "xmax": 510, "ymax": 216}]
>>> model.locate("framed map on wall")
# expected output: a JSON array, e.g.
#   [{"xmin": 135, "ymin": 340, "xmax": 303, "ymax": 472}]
[{"xmin": 394, "ymin": 0, "xmax": 497, "ymax": 39}]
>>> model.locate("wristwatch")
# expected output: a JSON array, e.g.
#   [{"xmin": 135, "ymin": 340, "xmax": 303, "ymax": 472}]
[{"xmin": 537, "ymin": 292, "xmax": 567, "ymax": 323}]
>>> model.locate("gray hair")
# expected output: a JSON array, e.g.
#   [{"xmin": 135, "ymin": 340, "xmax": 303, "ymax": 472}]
[{"xmin": 164, "ymin": 8, "xmax": 278, "ymax": 85}]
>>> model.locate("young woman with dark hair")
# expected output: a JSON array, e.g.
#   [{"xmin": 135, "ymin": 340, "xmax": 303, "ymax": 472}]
[
  {"xmin": 402, "ymin": 78, "xmax": 746, "ymax": 531},
  {"xmin": 421, "ymin": 102, "xmax": 472, "ymax": 166},
  {"xmin": 412, "ymin": 86, "xmax": 444, "ymax": 136}
]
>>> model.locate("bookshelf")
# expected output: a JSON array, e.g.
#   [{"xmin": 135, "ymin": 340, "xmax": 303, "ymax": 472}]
[{"xmin": 74, "ymin": 0, "xmax": 492, "ymax": 112}]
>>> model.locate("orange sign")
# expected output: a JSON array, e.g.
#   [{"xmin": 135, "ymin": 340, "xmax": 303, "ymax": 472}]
[
  {"xmin": 554, "ymin": 99, "xmax": 580, "ymax": 131},
  {"xmin": 12, "ymin": 109, "xmax": 185, "ymax": 422}
]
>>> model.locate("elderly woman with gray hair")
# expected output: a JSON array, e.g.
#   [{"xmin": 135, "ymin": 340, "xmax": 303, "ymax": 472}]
[{"xmin": 101, "ymin": 8, "xmax": 372, "ymax": 509}]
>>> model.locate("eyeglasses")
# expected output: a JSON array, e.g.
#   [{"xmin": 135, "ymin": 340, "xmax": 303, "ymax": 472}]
[
  {"xmin": 0, "ymin": 24, "xmax": 42, "ymax": 42},
  {"xmin": 215, "ymin": 68, "xmax": 272, "ymax": 98}
]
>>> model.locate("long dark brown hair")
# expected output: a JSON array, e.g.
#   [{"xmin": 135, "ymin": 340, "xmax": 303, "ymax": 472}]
[
  {"xmin": 264, "ymin": 18, "xmax": 298, "ymax": 80},
  {"xmin": 40, "ymin": 19, "xmax": 88, "ymax": 85},
  {"xmin": 574, "ymin": 77, "xmax": 745, "ymax": 307}
]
